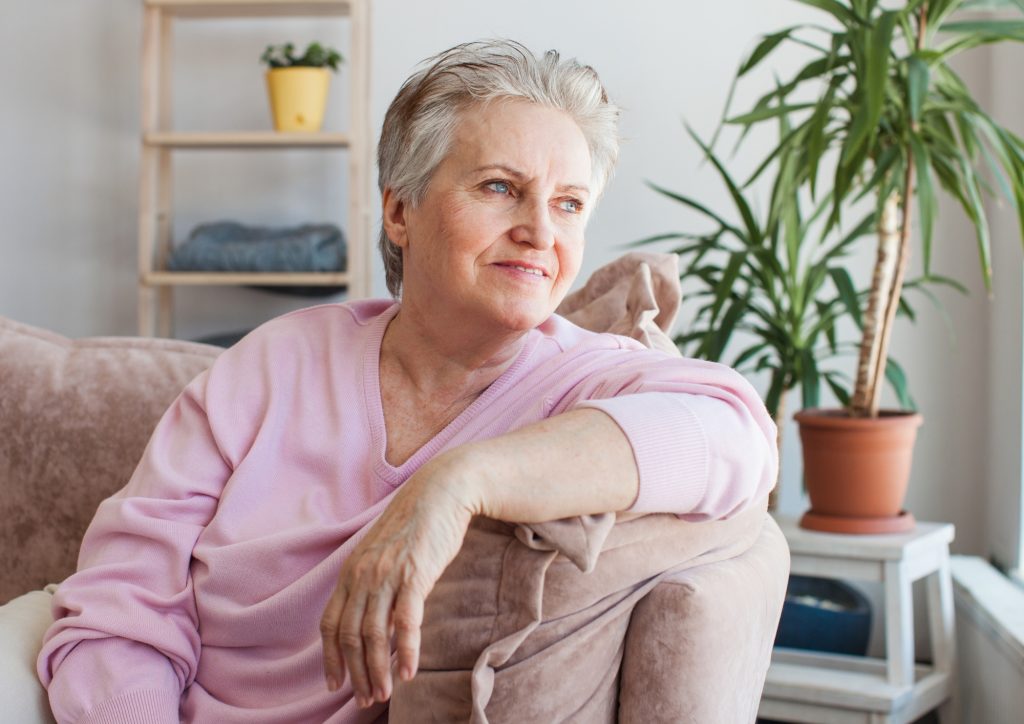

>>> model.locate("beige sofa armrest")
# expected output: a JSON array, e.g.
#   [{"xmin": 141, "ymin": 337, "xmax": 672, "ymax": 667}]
[
  {"xmin": 390, "ymin": 504, "xmax": 775, "ymax": 723},
  {"xmin": 618, "ymin": 515, "xmax": 790, "ymax": 723}
]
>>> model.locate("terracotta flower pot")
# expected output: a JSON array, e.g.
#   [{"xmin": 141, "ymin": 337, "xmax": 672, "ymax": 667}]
[{"xmin": 794, "ymin": 408, "xmax": 923, "ymax": 534}]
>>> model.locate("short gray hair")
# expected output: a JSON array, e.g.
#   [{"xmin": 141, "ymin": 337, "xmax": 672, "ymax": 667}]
[{"xmin": 376, "ymin": 39, "xmax": 621, "ymax": 297}]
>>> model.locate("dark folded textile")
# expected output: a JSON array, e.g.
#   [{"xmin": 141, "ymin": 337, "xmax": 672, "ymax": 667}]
[{"xmin": 167, "ymin": 221, "xmax": 347, "ymax": 273}]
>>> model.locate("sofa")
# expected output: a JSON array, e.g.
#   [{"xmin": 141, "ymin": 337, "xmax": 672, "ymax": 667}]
[{"xmin": 1, "ymin": 256, "xmax": 790, "ymax": 722}]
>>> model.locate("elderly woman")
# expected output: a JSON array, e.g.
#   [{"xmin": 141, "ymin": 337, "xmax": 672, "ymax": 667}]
[{"xmin": 37, "ymin": 40, "xmax": 776, "ymax": 723}]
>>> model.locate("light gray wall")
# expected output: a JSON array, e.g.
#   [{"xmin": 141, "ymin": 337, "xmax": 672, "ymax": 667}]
[
  {"xmin": 986, "ymin": 41, "xmax": 1024, "ymax": 575},
  {"xmin": 1, "ymin": 0, "xmax": 1019, "ymax": 559}
]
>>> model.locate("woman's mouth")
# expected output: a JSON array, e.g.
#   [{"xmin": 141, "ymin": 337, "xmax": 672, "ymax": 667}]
[{"xmin": 495, "ymin": 262, "xmax": 548, "ymax": 278}]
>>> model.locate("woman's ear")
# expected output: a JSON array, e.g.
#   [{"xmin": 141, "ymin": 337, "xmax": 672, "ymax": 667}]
[{"xmin": 382, "ymin": 188, "xmax": 410, "ymax": 249}]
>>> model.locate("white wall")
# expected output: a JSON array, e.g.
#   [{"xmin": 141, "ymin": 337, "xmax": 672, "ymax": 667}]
[{"xmin": 1, "ymin": 0, "xmax": 1019, "ymax": 559}]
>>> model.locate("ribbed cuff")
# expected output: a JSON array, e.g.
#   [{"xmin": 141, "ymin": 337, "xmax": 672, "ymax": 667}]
[
  {"xmin": 79, "ymin": 689, "xmax": 180, "ymax": 724},
  {"xmin": 576, "ymin": 393, "xmax": 707, "ymax": 514}
]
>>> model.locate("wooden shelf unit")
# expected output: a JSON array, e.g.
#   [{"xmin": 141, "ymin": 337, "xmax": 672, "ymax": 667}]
[{"xmin": 138, "ymin": 0, "xmax": 373, "ymax": 337}]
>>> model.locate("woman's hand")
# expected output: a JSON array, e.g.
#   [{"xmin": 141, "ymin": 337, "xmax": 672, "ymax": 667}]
[
  {"xmin": 319, "ymin": 409, "xmax": 638, "ymax": 708},
  {"xmin": 319, "ymin": 455, "xmax": 476, "ymax": 708}
]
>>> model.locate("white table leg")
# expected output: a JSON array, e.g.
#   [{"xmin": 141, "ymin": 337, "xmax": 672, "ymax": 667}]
[
  {"xmin": 885, "ymin": 559, "xmax": 915, "ymax": 688},
  {"xmin": 927, "ymin": 555, "xmax": 959, "ymax": 724}
]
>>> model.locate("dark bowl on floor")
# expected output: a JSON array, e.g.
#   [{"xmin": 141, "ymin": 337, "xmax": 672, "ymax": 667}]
[{"xmin": 774, "ymin": 574, "xmax": 871, "ymax": 656}]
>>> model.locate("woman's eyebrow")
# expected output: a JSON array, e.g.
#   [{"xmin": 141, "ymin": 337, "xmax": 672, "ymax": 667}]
[
  {"xmin": 559, "ymin": 183, "xmax": 591, "ymax": 198},
  {"xmin": 471, "ymin": 164, "xmax": 590, "ymax": 196},
  {"xmin": 471, "ymin": 163, "xmax": 527, "ymax": 179}
]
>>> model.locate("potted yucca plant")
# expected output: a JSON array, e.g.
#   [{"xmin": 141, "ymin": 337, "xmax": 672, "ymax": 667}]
[
  {"xmin": 723, "ymin": 0, "xmax": 1024, "ymax": 532},
  {"xmin": 640, "ymin": 120, "xmax": 942, "ymax": 511},
  {"xmin": 261, "ymin": 41, "xmax": 343, "ymax": 132}
]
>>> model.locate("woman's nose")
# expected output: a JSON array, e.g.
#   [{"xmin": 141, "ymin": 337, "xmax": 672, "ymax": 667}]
[{"xmin": 509, "ymin": 197, "xmax": 555, "ymax": 250}]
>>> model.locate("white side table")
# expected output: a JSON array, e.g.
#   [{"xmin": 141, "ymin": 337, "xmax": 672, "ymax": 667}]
[{"xmin": 758, "ymin": 516, "xmax": 958, "ymax": 724}]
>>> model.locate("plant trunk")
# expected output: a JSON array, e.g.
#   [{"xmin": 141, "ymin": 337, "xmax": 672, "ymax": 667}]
[
  {"xmin": 768, "ymin": 389, "xmax": 787, "ymax": 511},
  {"xmin": 850, "ymin": 194, "xmax": 901, "ymax": 417},
  {"xmin": 849, "ymin": 7, "xmax": 926, "ymax": 418},
  {"xmin": 851, "ymin": 177, "xmax": 918, "ymax": 417}
]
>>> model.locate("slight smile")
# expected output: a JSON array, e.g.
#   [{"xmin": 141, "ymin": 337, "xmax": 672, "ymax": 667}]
[{"xmin": 494, "ymin": 261, "xmax": 549, "ymax": 278}]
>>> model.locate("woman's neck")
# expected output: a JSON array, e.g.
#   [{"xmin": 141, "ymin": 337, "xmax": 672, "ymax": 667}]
[{"xmin": 380, "ymin": 303, "xmax": 528, "ymax": 402}]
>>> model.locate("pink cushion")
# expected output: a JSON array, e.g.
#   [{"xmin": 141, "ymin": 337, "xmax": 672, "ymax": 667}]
[{"xmin": 0, "ymin": 318, "xmax": 220, "ymax": 603}]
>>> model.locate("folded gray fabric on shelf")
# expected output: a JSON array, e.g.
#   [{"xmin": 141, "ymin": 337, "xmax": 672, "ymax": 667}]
[{"xmin": 167, "ymin": 221, "xmax": 347, "ymax": 273}]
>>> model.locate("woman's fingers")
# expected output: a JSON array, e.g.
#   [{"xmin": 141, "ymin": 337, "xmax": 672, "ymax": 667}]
[
  {"xmin": 319, "ymin": 575, "xmax": 397, "ymax": 707},
  {"xmin": 319, "ymin": 585, "xmax": 348, "ymax": 692},
  {"xmin": 317, "ymin": 460, "xmax": 477, "ymax": 707},
  {"xmin": 393, "ymin": 583, "xmax": 424, "ymax": 681},
  {"xmin": 363, "ymin": 589, "xmax": 395, "ymax": 702},
  {"xmin": 338, "ymin": 591, "xmax": 373, "ymax": 706}
]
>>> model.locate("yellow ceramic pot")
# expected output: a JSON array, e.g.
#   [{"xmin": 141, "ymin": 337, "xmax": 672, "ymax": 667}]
[{"xmin": 265, "ymin": 67, "xmax": 331, "ymax": 132}]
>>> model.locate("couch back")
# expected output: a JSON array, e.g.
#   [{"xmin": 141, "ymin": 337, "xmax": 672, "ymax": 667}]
[{"xmin": 0, "ymin": 317, "xmax": 220, "ymax": 603}]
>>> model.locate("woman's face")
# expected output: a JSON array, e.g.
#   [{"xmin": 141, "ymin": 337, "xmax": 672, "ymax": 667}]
[{"xmin": 386, "ymin": 98, "xmax": 593, "ymax": 334}]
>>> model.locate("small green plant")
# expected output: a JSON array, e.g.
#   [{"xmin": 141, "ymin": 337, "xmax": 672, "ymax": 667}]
[{"xmin": 260, "ymin": 42, "xmax": 343, "ymax": 71}]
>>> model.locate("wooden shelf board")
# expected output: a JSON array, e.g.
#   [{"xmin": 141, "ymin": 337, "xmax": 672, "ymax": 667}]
[
  {"xmin": 145, "ymin": 0, "xmax": 351, "ymax": 18},
  {"xmin": 144, "ymin": 131, "xmax": 350, "ymax": 149},
  {"xmin": 143, "ymin": 271, "xmax": 349, "ymax": 286}
]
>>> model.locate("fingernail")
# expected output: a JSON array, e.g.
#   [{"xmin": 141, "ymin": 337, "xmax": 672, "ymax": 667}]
[
  {"xmin": 327, "ymin": 676, "xmax": 338, "ymax": 692},
  {"xmin": 374, "ymin": 686, "xmax": 384, "ymax": 701},
  {"xmin": 401, "ymin": 666, "xmax": 413, "ymax": 681},
  {"xmin": 358, "ymin": 696, "xmax": 371, "ymax": 708}
]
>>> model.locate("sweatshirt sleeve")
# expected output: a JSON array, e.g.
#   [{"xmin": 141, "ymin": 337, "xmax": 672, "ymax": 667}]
[
  {"xmin": 36, "ymin": 367, "xmax": 231, "ymax": 724},
  {"xmin": 563, "ymin": 343, "xmax": 778, "ymax": 521}
]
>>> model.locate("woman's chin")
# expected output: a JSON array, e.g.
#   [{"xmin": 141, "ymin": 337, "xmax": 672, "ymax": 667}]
[{"xmin": 488, "ymin": 303, "xmax": 554, "ymax": 332}]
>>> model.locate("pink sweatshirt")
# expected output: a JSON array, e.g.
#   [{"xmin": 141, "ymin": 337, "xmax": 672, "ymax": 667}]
[{"xmin": 37, "ymin": 300, "xmax": 777, "ymax": 723}]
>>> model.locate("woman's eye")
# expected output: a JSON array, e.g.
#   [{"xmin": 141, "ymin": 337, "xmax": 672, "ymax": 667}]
[
  {"xmin": 486, "ymin": 180, "xmax": 511, "ymax": 195},
  {"xmin": 559, "ymin": 198, "xmax": 583, "ymax": 214}
]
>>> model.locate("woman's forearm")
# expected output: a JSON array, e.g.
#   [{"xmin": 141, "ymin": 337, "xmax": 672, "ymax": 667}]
[{"xmin": 444, "ymin": 408, "xmax": 639, "ymax": 523}]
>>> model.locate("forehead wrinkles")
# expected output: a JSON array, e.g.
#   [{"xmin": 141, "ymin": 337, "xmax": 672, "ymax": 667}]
[{"xmin": 446, "ymin": 103, "xmax": 592, "ymax": 191}]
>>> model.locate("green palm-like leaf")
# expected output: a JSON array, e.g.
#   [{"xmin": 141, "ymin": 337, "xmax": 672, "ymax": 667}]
[
  {"xmin": 732, "ymin": 342, "xmax": 771, "ymax": 370},
  {"xmin": 824, "ymin": 372, "xmax": 853, "ymax": 406},
  {"xmin": 885, "ymin": 356, "xmax": 917, "ymax": 410},
  {"xmin": 712, "ymin": 253, "xmax": 746, "ymax": 321},
  {"xmin": 828, "ymin": 267, "xmax": 863, "ymax": 327},
  {"xmin": 961, "ymin": 156, "xmax": 995, "ymax": 291},
  {"xmin": 796, "ymin": 0, "xmax": 864, "ymax": 26},
  {"xmin": 765, "ymin": 370, "xmax": 787, "ymax": 419},
  {"xmin": 907, "ymin": 54, "xmax": 930, "ymax": 123},
  {"xmin": 739, "ymin": 27, "xmax": 800, "ymax": 76},
  {"xmin": 685, "ymin": 126, "xmax": 761, "ymax": 241},
  {"xmin": 711, "ymin": 295, "xmax": 751, "ymax": 360},
  {"xmin": 645, "ymin": 181, "xmax": 746, "ymax": 240},
  {"xmin": 801, "ymin": 349, "xmax": 822, "ymax": 409},
  {"xmin": 909, "ymin": 134, "xmax": 937, "ymax": 274},
  {"xmin": 727, "ymin": 103, "xmax": 818, "ymax": 125},
  {"xmin": 861, "ymin": 11, "xmax": 898, "ymax": 147},
  {"xmin": 940, "ymin": 19, "xmax": 1024, "ymax": 35}
]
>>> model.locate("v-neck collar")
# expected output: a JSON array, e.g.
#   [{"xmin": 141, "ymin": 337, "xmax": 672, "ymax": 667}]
[{"xmin": 362, "ymin": 303, "xmax": 540, "ymax": 486}]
